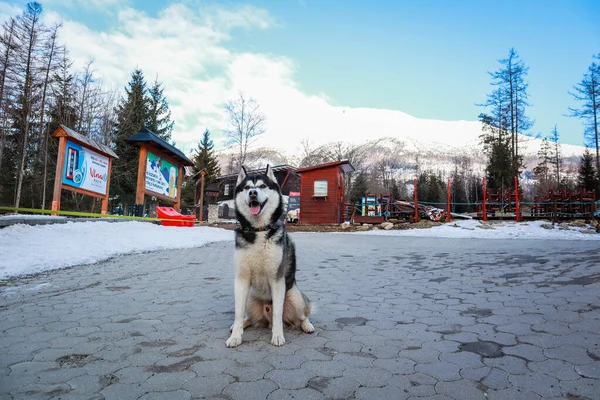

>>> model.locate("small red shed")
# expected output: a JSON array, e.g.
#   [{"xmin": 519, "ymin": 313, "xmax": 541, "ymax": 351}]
[{"xmin": 296, "ymin": 160, "xmax": 355, "ymax": 225}]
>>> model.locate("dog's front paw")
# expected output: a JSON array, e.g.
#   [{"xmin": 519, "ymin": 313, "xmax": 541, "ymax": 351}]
[
  {"xmin": 226, "ymin": 335, "xmax": 242, "ymax": 348},
  {"xmin": 301, "ymin": 319, "xmax": 315, "ymax": 333},
  {"xmin": 271, "ymin": 334, "xmax": 286, "ymax": 346}
]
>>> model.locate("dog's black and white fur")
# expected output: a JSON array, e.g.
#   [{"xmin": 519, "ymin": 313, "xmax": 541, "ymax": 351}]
[{"xmin": 226, "ymin": 165, "xmax": 314, "ymax": 347}]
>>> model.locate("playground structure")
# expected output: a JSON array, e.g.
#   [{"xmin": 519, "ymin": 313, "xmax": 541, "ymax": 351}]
[
  {"xmin": 347, "ymin": 193, "xmax": 448, "ymax": 224},
  {"xmin": 346, "ymin": 177, "xmax": 597, "ymax": 224},
  {"xmin": 532, "ymin": 189, "xmax": 597, "ymax": 219}
]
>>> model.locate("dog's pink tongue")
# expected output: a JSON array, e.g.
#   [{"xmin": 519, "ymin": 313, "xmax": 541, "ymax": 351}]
[{"xmin": 250, "ymin": 204, "xmax": 261, "ymax": 215}]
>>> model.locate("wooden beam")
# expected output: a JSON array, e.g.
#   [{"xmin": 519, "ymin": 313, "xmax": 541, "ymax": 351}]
[
  {"xmin": 199, "ymin": 170, "xmax": 206, "ymax": 222},
  {"xmin": 102, "ymin": 157, "xmax": 113, "ymax": 214},
  {"xmin": 174, "ymin": 165, "xmax": 183, "ymax": 212},
  {"xmin": 136, "ymin": 145, "xmax": 148, "ymax": 205},
  {"xmin": 51, "ymin": 137, "xmax": 67, "ymax": 214},
  {"xmin": 61, "ymin": 184, "xmax": 107, "ymax": 199}
]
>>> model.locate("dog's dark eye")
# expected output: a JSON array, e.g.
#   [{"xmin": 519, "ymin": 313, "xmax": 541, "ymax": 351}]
[
  {"xmin": 259, "ymin": 184, "xmax": 266, "ymax": 189},
  {"xmin": 244, "ymin": 185, "xmax": 250, "ymax": 190}
]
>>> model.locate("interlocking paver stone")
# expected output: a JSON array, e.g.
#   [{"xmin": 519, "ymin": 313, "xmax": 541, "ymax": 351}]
[
  {"xmin": 435, "ymin": 380, "xmax": 486, "ymax": 400},
  {"xmin": 1, "ymin": 233, "xmax": 599, "ymax": 399},
  {"xmin": 415, "ymin": 361, "xmax": 462, "ymax": 382},
  {"xmin": 481, "ymin": 367, "xmax": 510, "ymax": 389},
  {"xmin": 509, "ymin": 372, "xmax": 561, "ymax": 397},
  {"xmin": 487, "ymin": 386, "xmax": 541, "ymax": 399},
  {"xmin": 575, "ymin": 362, "xmax": 600, "ymax": 379},
  {"xmin": 267, "ymin": 387, "xmax": 325, "ymax": 399}
]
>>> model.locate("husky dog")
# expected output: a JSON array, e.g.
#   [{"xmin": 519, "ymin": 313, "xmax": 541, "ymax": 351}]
[{"xmin": 226, "ymin": 165, "xmax": 314, "ymax": 347}]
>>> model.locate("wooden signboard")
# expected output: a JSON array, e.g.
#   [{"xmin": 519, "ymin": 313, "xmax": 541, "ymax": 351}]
[
  {"xmin": 135, "ymin": 145, "xmax": 185, "ymax": 211},
  {"xmin": 126, "ymin": 128, "xmax": 194, "ymax": 213},
  {"xmin": 51, "ymin": 125, "xmax": 118, "ymax": 214}
]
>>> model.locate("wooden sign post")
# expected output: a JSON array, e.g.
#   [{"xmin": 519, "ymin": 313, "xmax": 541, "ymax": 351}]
[
  {"xmin": 51, "ymin": 125, "xmax": 118, "ymax": 214},
  {"xmin": 194, "ymin": 170, "xmax": 207, "ymax": 222}
]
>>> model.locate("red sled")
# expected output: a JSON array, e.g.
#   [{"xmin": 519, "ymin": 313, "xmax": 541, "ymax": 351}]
[{"xmin": 156, "ymin": 206, "xmax": 195, "ymax": 227}]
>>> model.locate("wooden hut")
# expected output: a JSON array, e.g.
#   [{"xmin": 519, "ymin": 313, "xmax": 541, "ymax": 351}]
[{"xmin": 296, "ymin": 160, "xmax": 355, "ymax": 225}]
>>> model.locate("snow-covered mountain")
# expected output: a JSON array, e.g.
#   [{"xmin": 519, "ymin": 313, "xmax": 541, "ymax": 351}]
[{"xmin": 221, "ymin": 105, "xmax": 586, "ymax": 180}]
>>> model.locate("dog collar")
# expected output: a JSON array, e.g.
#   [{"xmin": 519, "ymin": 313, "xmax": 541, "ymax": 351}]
[{"xmin": 238, "ymin": 220, "xmax": 284, "ymax": 232}]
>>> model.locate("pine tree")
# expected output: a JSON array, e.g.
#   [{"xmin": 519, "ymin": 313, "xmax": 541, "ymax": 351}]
[
  {"xmin": 349, "ymin": 171, "xmax": 369, "ymax": 204},
  {"xmin": 568, "ymin": 55, "xmax": 600, "ymax": 178},
  {"xmin": 416, "ymin": 170, "xmax": 446, "ymax": 205},
  {"xmin": 547, "ymin": 125, "xmax": 562, "ymax": 188},
  {"xmin": 146, "ymin": 77, "xmax": 173, "ymax": 141},
  {"xmin": 390, "ymin": 179, "xmax": 401, "ymax": 200},
  {"xmin": 479, "ymin": 113, "xmax": 512, "ymax": 190},
  {"xmin": 578, "ymin": 148, "xmax": 598, "ymax": 191},
  {"xmin": 479, "ymin": 48, "xmax": 531, "ymax": 183},
  {"xmin": 533, "ymin": 137, "xmax": 553, "ymax": 195},
  {"xmin": 193, "ymin": 128, "xmax": 221, "ymax": 184},
  {"xmin": 111, "ymin": 69, "xmax": 148, "ymax": 205}
]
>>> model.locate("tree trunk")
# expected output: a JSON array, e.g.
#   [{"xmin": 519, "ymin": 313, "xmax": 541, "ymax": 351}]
[
  {"xmin": 592, "ymin": 75, "xmax": 599, "ymax": 177},
  {"xmin": 15, "ymin": 6, "xmax": 41, "ymax": 209},
  {"xmin": 0, "ymin": 18, "xmax": 16, "ymax": 174},
  {"xmin": 40, "ymin": 27, "xmax": 58, "ymax": 209}
]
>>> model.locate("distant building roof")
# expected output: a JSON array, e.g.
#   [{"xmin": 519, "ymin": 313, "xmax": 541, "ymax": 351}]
[
  {"xmin": 205, "ymin": 183, "xmax": 220, "ymax": 193},
  {"xmin": 216, "ymin": 164, "xmax": 298, "ymax": 181},
  {"xmin": 125, "ymin": 127, "xmax": 194, "ymax": 166},
  {"xmin": 54, "ymin": 125, "xmax": 118, "ymax": 158},
  {"xmin": 296, "ymin": 159, "xmax": 355, "ymax": 174}
]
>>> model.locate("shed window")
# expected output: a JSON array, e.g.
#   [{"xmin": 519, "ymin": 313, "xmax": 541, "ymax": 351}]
[
  {"xmin": 314, "ymin": 180, "xmax": 328, "ymax": 197},
  {"xmin": 224, "ymin": 184, "xmax": 230, "ymax": 196}
]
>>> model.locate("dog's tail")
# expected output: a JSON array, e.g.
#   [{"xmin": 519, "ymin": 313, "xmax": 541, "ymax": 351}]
[{"xmin": 301, "ymin": 291, "xmax": 314, "ymax": 316}]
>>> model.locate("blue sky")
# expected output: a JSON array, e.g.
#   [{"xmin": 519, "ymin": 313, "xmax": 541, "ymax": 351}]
[
  {"xmin": 226, "ymin": 0, "xmax": 600, "ymax": 146},
  {"xmin": 3, "ymin": 0, "xmax": 600, "ymax": 149}
]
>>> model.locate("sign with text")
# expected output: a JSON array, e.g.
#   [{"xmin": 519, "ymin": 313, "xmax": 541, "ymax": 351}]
[
  {"xmin": 62, "ymin": 140, "xmax": 109, "ymax": 195},
  {"xmin": 145, "ymin": 152, "xmax": 178, "ymax": 199},
  {"xmin": 287, "ymin": 191, "xmax": 300, "ymax": 212}
]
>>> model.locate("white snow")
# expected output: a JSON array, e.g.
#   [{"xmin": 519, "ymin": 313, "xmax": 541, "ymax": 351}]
[
  {"xmin": 0, "ymin": 214, "xmax": 66, "ymax": 220},
  {"xmin": 0, "ymin": 219, "xmax": 597, "ymax": 281},
  {"xmin": 0, "ymin": 221, "xmax": 233, "ymax": 280},
  {"xmin": 348, "ymin": 219, "xmax": 600, "ymax": 241}
]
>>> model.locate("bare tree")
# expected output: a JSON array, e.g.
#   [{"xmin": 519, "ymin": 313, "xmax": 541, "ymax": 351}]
[
  {"xmin": 548, "ymin": 125, "xmax": 562, "ymax": 188},
  {"xmin": 39, "ymin": 24, "xmax": 59, "ymax": 208},
  {"xmin": 97, "ymin": 87, "xmax": 119, "ymax": 146},
  {"xmin": 568, "ymin": 54, "xmax": 600, "ymax": 177},
  {"xmin": 223, "ymin": 91, "xmax": 265, "ymax": 169},
  {"xmin": 0, "ymin": 17, "xmax": 17, "ymax": 173},
  {"xmin": 13, "ymin": 2, "xmax": 44, "ymax": 209},
  {"xmin": 76, "ymin": 59, "xmax": 96, "ymax": 134}
]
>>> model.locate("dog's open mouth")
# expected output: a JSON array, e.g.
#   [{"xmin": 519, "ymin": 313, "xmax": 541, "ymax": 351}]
[{"xmin": 249, "ymin": 199, "xmax": 267, "ymax": 216}]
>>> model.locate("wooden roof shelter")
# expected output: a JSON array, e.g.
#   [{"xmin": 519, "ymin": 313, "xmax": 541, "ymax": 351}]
[
  {"xmin": 125, "ymin": 128, "xmax": 194, "ymax": 212},
  {"xmin": 296, "ymin": 160, "xmax": 355, "ymax": 225}
]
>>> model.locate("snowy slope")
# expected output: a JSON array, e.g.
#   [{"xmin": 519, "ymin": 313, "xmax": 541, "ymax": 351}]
[{"xmin": 251, "ymin": 105, "xmax": 585, "ymax": 159}]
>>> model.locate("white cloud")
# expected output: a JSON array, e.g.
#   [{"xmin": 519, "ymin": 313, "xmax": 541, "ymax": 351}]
[
  {"xmin": 45, "ymin": 2, "xmax": 288, "ymax": 154},
  {"xmin": 0, "ymin": 2, "xmax": 22, "ymax": 21}
]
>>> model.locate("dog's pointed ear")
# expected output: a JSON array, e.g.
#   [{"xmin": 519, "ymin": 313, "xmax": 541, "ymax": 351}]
[
  {"xmin": 237, "ymin": 166, "xmax": 247, "ymax": 186},
  {"xmin": 265, "ymin": 164, "xmax": 277, "ymax": 184}
]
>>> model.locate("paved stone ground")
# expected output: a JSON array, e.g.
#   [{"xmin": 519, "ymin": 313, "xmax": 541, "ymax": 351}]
[{"xmin": 1, "ymin": 232, "xmax": 600, "ymax": 400}]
